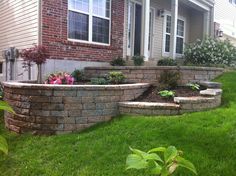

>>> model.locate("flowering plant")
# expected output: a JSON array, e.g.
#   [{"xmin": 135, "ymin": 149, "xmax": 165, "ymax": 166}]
[
  {"xmin": 184, "ymin": 37, "xmax": 236, "ymax": 67},
  {"xmin": 45, "ymin": 72, "xmax": 74, "ymax": 85}
]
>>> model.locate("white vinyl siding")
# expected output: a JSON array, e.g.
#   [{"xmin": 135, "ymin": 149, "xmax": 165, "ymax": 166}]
[
  {"xmin": 0, "ymin": 0, "xmax": 39, "ymax": 61},
  {"xmin": 215, "ymin": 0, "xmax": 236, "ymax": 42}
]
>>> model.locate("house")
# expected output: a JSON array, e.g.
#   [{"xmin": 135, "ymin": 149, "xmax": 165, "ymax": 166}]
[
  {"xmin": 0, "ymin": 0, "xmax": 215, "ymax": 81},
  {"xmin": 214, "ymin": 0, "xmax": 236, "ymax": 46}
]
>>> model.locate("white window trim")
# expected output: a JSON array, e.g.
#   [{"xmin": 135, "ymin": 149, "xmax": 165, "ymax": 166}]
[
  {"xmin": 162, "ymin": 12, "xmax": 186, "ymax": 58},
  {"xmin": 67, "ymin": 0, "xmax": 112, "ymax": 46}
]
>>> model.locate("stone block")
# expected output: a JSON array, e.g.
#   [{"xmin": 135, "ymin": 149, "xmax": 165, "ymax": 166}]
[
  {"xmin": 35, "ymin": 116, "xmax": 58, "ymax": 124},
  {"xmin": 68, "ymin": 110, "xmax": 81, "ymax": 117}
]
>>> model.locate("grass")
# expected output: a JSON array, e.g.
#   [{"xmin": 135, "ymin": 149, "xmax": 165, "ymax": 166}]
[{"xmin": 1, "ymin": 72, "xmax": 236, "ymax": 176}]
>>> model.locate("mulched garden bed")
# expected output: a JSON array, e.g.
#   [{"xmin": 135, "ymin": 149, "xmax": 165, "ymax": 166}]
[{"xmin": 135, "ymin": 86, "xmax": 204, "ymax": 103}]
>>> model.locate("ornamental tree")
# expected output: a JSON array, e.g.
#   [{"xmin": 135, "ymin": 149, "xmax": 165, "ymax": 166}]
[{"xmin": 21, "ymin": 45, "xmax": 49, "ymax": 83}]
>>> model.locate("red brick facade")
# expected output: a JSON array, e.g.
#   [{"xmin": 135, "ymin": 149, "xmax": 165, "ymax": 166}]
[{"xmin": 41, "ymin": 0, "xmax": 124, "ymax": 62}]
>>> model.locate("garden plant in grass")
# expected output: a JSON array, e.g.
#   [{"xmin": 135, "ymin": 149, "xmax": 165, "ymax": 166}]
[
  {"xmin": 0, "ymin": 101, "xmax": 14, "ymax": 156},
  {"xmin": 184, "ymin": 37, "xmax": 236, "ymax": 67},
  {"xmin": 21, "ymin": 45, "xmax": 49, "ymax": 83},
  {"xmin": 126, "ymin": 146, "xmax": 197, "ymax": 176},
  {"xmin": 157, "ymin": 58, "xmax": 177, "ymax": 66},
  {"xmin": 132, "ymin": 55, "xmax": 145, "ymax": 66},
  {"xmin": 45, "ymin": 72, "xmax": 74, "ymax": 85},
  {"xmin": 158, "ymin": 90, "xmax": 175, "ymax": 99},
  {"xmin": 186, "ymin": 83, "xmax": 200, "ymax": 91},
  {"xmin": 110, "ymin": 56, "xmax": 126, "ymax": 66}
]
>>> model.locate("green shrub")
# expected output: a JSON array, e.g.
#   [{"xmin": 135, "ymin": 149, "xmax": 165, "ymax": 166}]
[
  {"xmin": 158, "ymin": 90, "xmax": 175, "ymax": 98},
  {"xmin": 157, "ymin": 57, "xmax": 177, "ymax": 66},
  {"xmin": 184, "ymin": 37, "xmax": 236, "ymax": 66},
  {"xmin": 132, "ymin": 55, "xmax": 145, "ymax": 66},
  {"xmin": 108, "ymin": 71, "xmax": 126, "ymax": 84},
  {"xmin": 0, "ymin": 101, "xmax": 15, "ymax": 156},
  {"xmin": 126, "ymin": 146, "xmax": 197, "ymax": 176},
  {"xmin": 90, "ymin": 78, "xmax": 109, "ymax": 85},
  {"xmin": 71, "ymin": 69, "xmax": 84, "ymax": 82},
  {"xmin": 110, "ymin": 56, "xmax": 126, "ymax": 66},
  {"xmin": 159, "ymin": 71, "xmax": 180, "ymax": 89},
  {"xmin": 186, "ymin": 83, "xmax": 200, "ymax": 91}
]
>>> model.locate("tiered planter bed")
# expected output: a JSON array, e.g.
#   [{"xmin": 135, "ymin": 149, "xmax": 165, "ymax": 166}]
[
  {"xmin": 3, "ymin": 82, "xmax": 150, "ymax": 135},
  {"xmin": 119, "ymin": 82, "xmax": 222, "ymax": 116}
]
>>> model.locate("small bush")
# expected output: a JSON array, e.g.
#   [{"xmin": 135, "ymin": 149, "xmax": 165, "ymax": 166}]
[
  {"xmin": 132, "ymin": 55, "xmax": 145, "ymax": 66},
  {"xmin": 90, "ymin": 78, "xmax": 109, "ymax": 85},
  {"xmin": 184, "ymin": 37, "xmax": 236, "ymax": 66},
  {"xmin": 108, "ymin": 71, "xmax": 126, "ymax": 84},
  {"xmin": 158, "ymin": 90, "xmax": 175, "ymax": 98},
  {"xmin": 110, "ymin": 56, "xmax": 126, "ymax": 66},
  {"xmin": 159, "ymin": 71, "xmax": 181, "ymax": 89},
  {"xmin": 157, "ymin": 57, "xmax": 177, "ymax": 66},
  {"xmin": 71, "ymin": 69, "xmax": 84, "ymax": 82}
]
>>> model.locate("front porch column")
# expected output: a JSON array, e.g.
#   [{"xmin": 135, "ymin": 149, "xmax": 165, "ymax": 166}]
[
  {"xmin": 203, "ymin": 11, "xmax": 210, "ymax": 36},
  {"xmin": 170, "ymin": 0, "xmax": 178, "ymax": 59},
  {"xmin": 142, "ymin": 0, "xmax": 150, "ymax": 61}
]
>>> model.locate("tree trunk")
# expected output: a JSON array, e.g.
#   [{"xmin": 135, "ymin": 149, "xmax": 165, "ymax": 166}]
[{"xmin": 37, "ymin": 64, "xmax": 42, "ymax": 84}]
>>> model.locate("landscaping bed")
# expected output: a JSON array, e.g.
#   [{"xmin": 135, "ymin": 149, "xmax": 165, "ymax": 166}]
[
  {"xmin": 0, "ymin": 72, "xmax": 235, "ymax": 176},
  {"xmin": 135, "ymin": 86, "xmax": 203, "ymax": 103}
]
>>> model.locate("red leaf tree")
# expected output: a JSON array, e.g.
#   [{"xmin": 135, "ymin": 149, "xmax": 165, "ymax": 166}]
[{"xmin": 21, "ymin": 45, "xmax": 49, "ymax": 83}]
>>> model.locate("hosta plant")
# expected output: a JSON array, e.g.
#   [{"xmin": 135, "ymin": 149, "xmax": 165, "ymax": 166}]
[
  {"xmin": 0, "ymin": 101, "xmax": 15, "ymax": 156},
  {"xmin": 126, "ymin": 146, "xmax": 197, "ymax": 176},
  {"xmin": 158, "ymin": 90, "xmax": 175, "ymax": 99},
  {"xmin": 186, "ymin": 83, "xmax": 200, "ymax": 91}
]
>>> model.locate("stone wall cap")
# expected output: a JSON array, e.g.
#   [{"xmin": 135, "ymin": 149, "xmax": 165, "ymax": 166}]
[
  {"xmin": 174, "ymin": 96, "xmax": 215, "ymax": 104},
  {"xmin": 3, "ymin": 82, "xmax": 150, "ymax": 90},
  {"xmin": 200, "ymin": 89, "xmax": 222, "ymax": 96},
  {"xmin": 199, "ymin": 81, "xmax": 222, "ymax": 88},
  {"xmin": 119, "ymin": 102, "xmax": 180, "ymax": 110},
  {"xmin": 85, "ymin": 66, "xmax": 224, "ymax": 71}
]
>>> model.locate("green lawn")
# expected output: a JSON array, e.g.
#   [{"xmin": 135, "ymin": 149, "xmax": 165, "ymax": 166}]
[{"xmin": 1, "ymin": 72, "xmax": 236, "ymax": 176}]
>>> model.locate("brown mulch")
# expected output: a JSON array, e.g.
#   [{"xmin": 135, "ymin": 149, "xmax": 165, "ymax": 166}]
[{"xmin": 135, "ymin": 86, "xmax": 202, "ymax": 103}]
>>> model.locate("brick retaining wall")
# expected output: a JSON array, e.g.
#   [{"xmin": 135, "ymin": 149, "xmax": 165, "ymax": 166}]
[
  {"xmin": 84, "ymin": 66, "xmax": 224, "ymax": 85},
  {"xmin": 3, "ymin": 82, "xmax": 149, "ymax": 135}
]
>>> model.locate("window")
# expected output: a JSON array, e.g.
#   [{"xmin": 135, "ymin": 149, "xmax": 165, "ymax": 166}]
[
  {"xmin": 229, "ymin": 0, "xmax": 236, "ymax": 5},
  {"xmin": 68, "ymin": 0, "xmax": 111, "ymax": 44},
  {"xmin": 164, "ymin": 15, "xmax": 185, "ymax": 55}
]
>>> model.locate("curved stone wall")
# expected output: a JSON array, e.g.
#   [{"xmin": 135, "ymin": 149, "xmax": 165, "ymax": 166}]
[
  {"xmin": 119, "ymin": 84, "xmax": 222, "ymax": 116},
  {"xmin": 3, "ymin": 82, "xmax": 150, "ymax": 135}
]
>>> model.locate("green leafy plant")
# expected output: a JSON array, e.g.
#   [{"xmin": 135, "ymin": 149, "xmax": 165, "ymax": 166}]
[
  {"xmin": 126, "ymin": 146, "xmax": 197, "ymax": 176},
  {"xmin": 186, "ymin": 83, "xmax": 200, "ymax": 91},
  {"xmin": 90, "ymin": 78, "xmax": 109, "ymax": 85},
  {"xmin": 110, "ymin": 56, "xmax": 126, "ymax": 66},
  {"xmin": 159, "ymin": 71, "xmax": 180, "ymax": 89},
  {"xmin": 108, "ymin": 71, "xmax": 126, "ymax": 84},
  {"xmin": 71, "ymin": 69, "xmax": 84, "ymax": 82},
  {"xmin": 184, "ymin": 37, "xmax": 236, "ymax": 67},
  {"xmin": 157, "ymin": 58, "xmax": 177, "ymax": 66},
  {"xmin": 132, "ymin": 55, "xmax": 145, "ymax": 66},
  {"xmin": 158, "ymin": 90, "xmax": 175, "ymax": 98},
  {"xmin": 0, "ymin": 101, "xmax": 15, "ymax": 156}
]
